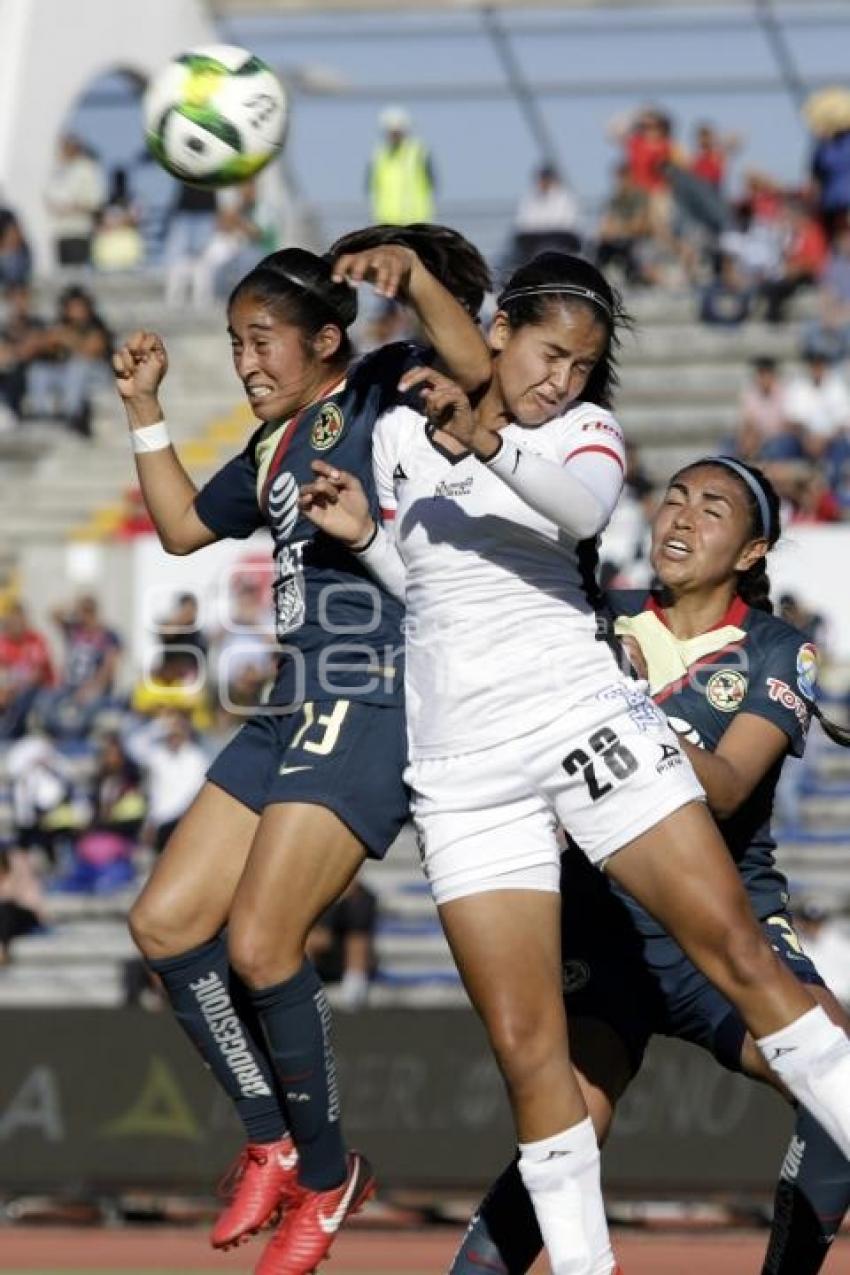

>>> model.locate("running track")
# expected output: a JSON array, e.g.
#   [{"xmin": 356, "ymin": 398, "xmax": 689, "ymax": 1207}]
[{"xmin": 1, "ymin": 1227, "xmax": 849, "ymax": 1274}]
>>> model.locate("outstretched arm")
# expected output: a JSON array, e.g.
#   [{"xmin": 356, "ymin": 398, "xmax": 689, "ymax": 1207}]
[
  {"xmin": 113, "ymin": 330, "xmax": 217, "ymax": 556},
  {"xmin": 331, "ymin": 245, "xmax": 491, "ymax": 393}
]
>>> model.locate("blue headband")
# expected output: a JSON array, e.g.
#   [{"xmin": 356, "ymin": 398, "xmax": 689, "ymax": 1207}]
[{"xmin": 692, "ymin": 456, "xmax": 773, "ymax": 539}]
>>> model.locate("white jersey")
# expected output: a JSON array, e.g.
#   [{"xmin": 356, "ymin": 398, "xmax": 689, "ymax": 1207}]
[{"xmin": 372, "ymin": 401, "xmax": 629, "ymax": 759}]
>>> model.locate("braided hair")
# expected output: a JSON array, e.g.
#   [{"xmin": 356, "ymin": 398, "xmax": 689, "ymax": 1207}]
[{"xmin": 329, "ymin": 223, "xmax": 492, "ymax": 319}]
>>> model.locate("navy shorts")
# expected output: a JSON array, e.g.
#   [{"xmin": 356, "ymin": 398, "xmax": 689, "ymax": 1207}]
[
  {"xmin": 561, "ymin": 844, "xmax": 825, "ymax": 1076},
  {"xmin": 206, "ymin": 699, "xmax": 410, "ymax": 859}
]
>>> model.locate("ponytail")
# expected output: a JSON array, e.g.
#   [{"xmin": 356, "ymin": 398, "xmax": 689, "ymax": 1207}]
[
  {"xmin": 736, "ymin": 557, "xmax": 773, "ymax": 614},
  {"xmin": 811, "ymin": 703, "xmax": 850, "ymax": 749}
]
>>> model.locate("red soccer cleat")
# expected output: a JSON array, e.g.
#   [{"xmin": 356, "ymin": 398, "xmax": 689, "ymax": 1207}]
[
  {"xmin": 254, "ymin": 1151, "xmax": 375, "ymax": 1275},
  {"xmin": 211, "ymin": 1135, "xmax": 300, "ymax": 1250}
]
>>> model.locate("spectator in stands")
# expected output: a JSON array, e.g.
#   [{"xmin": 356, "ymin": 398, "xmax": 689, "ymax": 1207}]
[
  {"xmin": 157, "ymin": 592, "xmax": 209, "ymax": 668},
  {"xmin": 787, "ymin": 466, "xmax": 843, "ymax": 524},
  {"xmin": 510, "ymin": 164, "xmax": 581, "ymax": 267},
  {"xmin": 760, "ymin": 195, "xmax": 828, "ymax": 324},
  {"xmin": 794, "ymin": 902, "xmax": 850, "ymax": 1008},
  {"xmin": 803, "ymin": 223, "xmax": 850, "ymax": 362},
  {"xmin": 0, "ymin": 205, "xmax": 31, "ymax": 288},
  {"xmin": 779, "ymin": 592, "xmax": 825, "ymax": 645},
  {"xmin": 698, "ymin": 252, "xmax": 753, "ymax": 327},
  {"xmin": 212, "ymin": 575, "xmax": 275, "ymax": 713},
  {"xmin": 131, "ymin": 647, "xmax": 212, "ymax": 734},
  {"xmin": 114, "ymin": 485, "xmax": 155, "ymax": 539},
  {"xmin": 44, "ymin": 134, "xmax": 107, "ymax": 269},
  {"xmin": 367, "ymin": 106, "xmax": 436, "ymax": 226},
  {"xmin": 162, "ymin": 180, "xmax": 219, "ymax": 308},
  {"xmin": 0, "ymin": 283, "xmax": 48, "ymax": 421},
  {"xmin": 0, "ymin": 849, "xmax": 43, "ymax": 964},
  {"xmin": 182, "ymin": 180, "xmax": 266, "ymax": 309},
  {"xmin": 53, "ymin": 733, "xmax": 145, "ymax": 895},
  {"xmin": 133, "ymin": 709, "xmax": 208, "ymax": 852},
  {"xmin": 91, "ymin": 169, "xmax": 144, "ymax": 273},
  {"xmin": 5, "ymin": 733, "xmax": 76, "ymax": 863},
  {"xmin": 608, "ymin": 105, "xmax": 681, "ymax": 243},
  {"xmin": 688, "ymin": 121, "xmax": 739, "ymax": 194},
  {"xmin": 0, "ymin": 601, "xmax": 55, "ymax": 740},
  {"xmin": 42, "ymin": 595, "xmax": 122, "ymax": 738},
  {"xmin": 807, "ymin": 89, "xmax": 850, "ymax": 241},
  {"xmin": 784, "ymin": 350, "xmax": 850, "ymax": 461},
  {"xmin": 720, "ymin": 173, "xmax": 785, "ymax": 289},
  {"xmin": 26, "ymin": 286, "xmax": 113, "ymax": 437},
  {"xmin": 595, "ymin": 163, "xmax": 652, "ymax": 285},
  {"xmin": 307, "ymin": 879, "xmax": 379, "ymax": 1010},
  {"xmin": 734, "ymin": 356, "xmax": 801, "ymax": 462}
]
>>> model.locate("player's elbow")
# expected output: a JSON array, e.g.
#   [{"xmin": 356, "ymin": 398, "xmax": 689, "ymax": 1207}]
[
  {"xmin": 159, "ymin": 528, "xmax": 201, "ymax": 557},
  {"xmin": 708, "ymin": 782, "xmax": 747, "ymax": 821}
]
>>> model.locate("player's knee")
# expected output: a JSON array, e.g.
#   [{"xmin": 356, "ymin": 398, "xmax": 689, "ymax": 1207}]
[
  {"xmin": 487, "ymin": 1004, "xmax": 562, "ymax": 1087},
  {"xmin": 227, "ymin": 925, "xmax": 302, "ymax": 990},
  {"xmin": 711, "ymin": 918, "xmax": 777, "ymax": 991},
  {"xmin": 128, "ymin": 894, "xmax": 181, "ymax": 959}
]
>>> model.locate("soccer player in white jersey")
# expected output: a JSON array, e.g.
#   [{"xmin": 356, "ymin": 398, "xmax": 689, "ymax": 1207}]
[{"xmin": 301, "ymin": 252, "xmax": 850, "ymax": 1275}]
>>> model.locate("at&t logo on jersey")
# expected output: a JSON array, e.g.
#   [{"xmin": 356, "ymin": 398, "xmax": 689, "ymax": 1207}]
[
  {"xmin": 267, "ymin": 471, "xmax": 299, "ymax": 540},
  {"xmin": 706, "ymin": 669, "xmax": 747, "ymax": 712},
  {"xmin": 266, "ymin": 471, "xmax": 307, "ymax": 636}
]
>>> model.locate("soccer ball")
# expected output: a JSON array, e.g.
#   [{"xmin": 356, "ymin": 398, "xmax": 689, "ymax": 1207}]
[{"xmin": 143, "ymin": 44, "xmax": 288, "ymax": 187}]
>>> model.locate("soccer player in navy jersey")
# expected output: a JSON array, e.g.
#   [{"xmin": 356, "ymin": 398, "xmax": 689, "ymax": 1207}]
[
  {"xmin": 112, "ymin": 235, "xmax": 490, "ymax": 1275},
  {"xmin": 451, "ymin": 458, "xmax": 850, "ymax": 1275}
]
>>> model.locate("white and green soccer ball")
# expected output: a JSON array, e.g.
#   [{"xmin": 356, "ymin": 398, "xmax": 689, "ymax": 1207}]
[{"xmin": 143, "ymin": 44, "xmax": 288, "ymax": 187}]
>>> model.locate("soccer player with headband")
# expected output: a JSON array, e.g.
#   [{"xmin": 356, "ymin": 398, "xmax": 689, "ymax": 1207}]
[{"xmin": 300, "ymin": 253, "xmax": 850, "ymax": 1275}]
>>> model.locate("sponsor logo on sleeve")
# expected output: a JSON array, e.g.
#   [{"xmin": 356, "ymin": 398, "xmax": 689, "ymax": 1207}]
[
  {"xmin": 581, "ymin": 417, "xmax": 625, "ymax": 442},
  {"xmin": 796, "ymin": 642, "xmax": 818, "ymax": 700},
  {"xmin": 766, "ymin": 677, "xmax": 811, "ymax": 728},
  {"xmin": 706, "ymin": 669, "xmax": 748, "ymax": 712}
]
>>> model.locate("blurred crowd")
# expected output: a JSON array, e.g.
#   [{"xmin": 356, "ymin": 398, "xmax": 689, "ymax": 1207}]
[
  {"xmin": 2, "ymin": 92, "xmax": 850, "ymax": 990},
  {"xmin": 0, "ymin": 582, "xmax": 379, "ymax": 1004}
]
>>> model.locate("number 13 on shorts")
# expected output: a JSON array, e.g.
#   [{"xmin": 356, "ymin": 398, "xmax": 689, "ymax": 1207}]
[{"xmin": 287, "ymin": 700, "xmax": 351, "ymax": 759}]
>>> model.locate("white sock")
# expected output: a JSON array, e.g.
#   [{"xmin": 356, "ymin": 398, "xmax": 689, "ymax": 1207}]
[
  {"xmin": 757, "ymin": 1005, "xmax": 850, "ymax": 1160},
  {"xmin": 517, "ymin": 1117, "xmax": 615, "ymax": 1275}
]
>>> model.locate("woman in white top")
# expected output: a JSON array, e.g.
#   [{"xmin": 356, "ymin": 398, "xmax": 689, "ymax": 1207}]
[{"xmin": 301, "ymin": 251, "xmax": 850, "ymax": 1275}]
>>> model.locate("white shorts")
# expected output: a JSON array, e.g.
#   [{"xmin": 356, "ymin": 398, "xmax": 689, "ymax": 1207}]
[{"xmin": 408, "ymin": 683, "xmax": 705, "ymax": 906}]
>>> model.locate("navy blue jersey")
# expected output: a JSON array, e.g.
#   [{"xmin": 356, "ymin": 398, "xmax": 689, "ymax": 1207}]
[
  {"xmin": 194, "ymin": 342, "xmax": 421, "ymax": 709},
  {"xmin": 609, "ymin": 591, "xmax": 817, "ymax": 934}
]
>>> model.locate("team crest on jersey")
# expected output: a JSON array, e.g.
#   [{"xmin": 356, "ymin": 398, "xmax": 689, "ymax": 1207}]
[
  {"xmin": 311, "ymin": 403, "xmax": 345, "ymax": 451},
  {"xmin": 796, "ymin": 643, "xmax": 818, "ymax": 699},
  {"xmin": 706, "ymin": 668, "xmax": 747, "ymax": 712},
  {"xmin": 562, "ymin": 959, "xmax": 591, "ymax": 994}
]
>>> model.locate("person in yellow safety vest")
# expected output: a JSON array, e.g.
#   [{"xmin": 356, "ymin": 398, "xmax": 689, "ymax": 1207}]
[{"xmin": 367, "ymin": 106, "xmax": 436, "ymax": 225}]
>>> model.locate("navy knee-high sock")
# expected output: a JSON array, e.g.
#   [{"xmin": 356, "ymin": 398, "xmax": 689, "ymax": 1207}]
[
  {"xmin": 149, "ymin": 936, "xmax": 287, "ymax": 1144},
  {"xmin": 762, "ymin": 1107, "xmax": 850, "ymax": 1275},
  {"xmin": 249, "ymin": 960, "xmax": 347, "ymax": 1191},
  {"xmin": 449, "ymin": 1158, "xmax": 543, "ymax": 1275}
]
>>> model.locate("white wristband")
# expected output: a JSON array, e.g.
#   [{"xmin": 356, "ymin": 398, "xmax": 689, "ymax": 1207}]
[{"xmin": 130, "ymin": 420, "xmax": 171, "ymax": 454}]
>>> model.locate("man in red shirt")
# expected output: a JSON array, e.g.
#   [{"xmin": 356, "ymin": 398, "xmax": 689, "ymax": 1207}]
[
  {"xmin": 0, "ymin": 601, "xmax": 55, "ymax": 739},
  {"xmin": 762, "ymin": 196, "xmax": 828, "ymax": 323}
]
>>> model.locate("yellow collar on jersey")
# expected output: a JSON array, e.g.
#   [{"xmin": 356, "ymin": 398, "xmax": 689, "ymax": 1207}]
[{"xmin": 614, "ymin": 610, "xmax": 747, "ymax": 696}]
